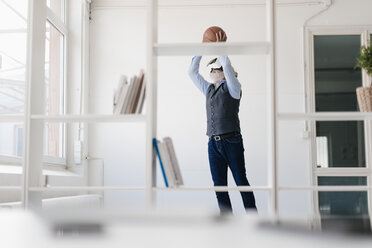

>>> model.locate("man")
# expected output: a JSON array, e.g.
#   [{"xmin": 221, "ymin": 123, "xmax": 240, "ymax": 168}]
[{"xmin": 187, "ymin": 55, "xmax": 257, "ymax": 214}]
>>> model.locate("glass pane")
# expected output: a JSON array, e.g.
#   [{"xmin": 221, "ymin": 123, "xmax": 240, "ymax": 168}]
[
  {"xmin": 0, "ymin": 0, "xmax": 27, "ymax": 157},
  {"xmin": 314, "ymin": 35, "xmax": 362, "ymax": 111},
  {"xmin": 15, "ymin": 125, "xmax": 23, "ymax": 156},
  {"xmin": 314, "ymin": 35, "xmax": 365, "ymax": 168},
  {"xmin": 316, "ymin": 121, "xmax": 365, "ymax": 167},
  {"xmin": 318, "ymin": 177, "xmax": 368, "ymax": 215},
  {"xmin": 318, "ymin": 177, "xmax": 370, "ymax": 232},
  {"xmin": 47, "ymin": 0, "xmax": 65, "ymax": 22},
  {"xmin": 45, "ymin": 21, "xmax": 65, "ymax": 158}
]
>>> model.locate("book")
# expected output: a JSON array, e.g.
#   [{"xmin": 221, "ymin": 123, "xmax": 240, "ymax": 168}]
[
  {"xmin": 113, "ymin": 75, "xmax": 124, "ymax": 107},
  {"xmin": 154, "ymin": 137, "xmax": 183, "ymax": 188},
  {"xmin": 129, "ymin": 70, "xmax": 144, "ymax": 113},
  {"xmin": 153, "ymin": 138, "xmax": 168, "ymax": 187},
  {"xmin": 157, "ymin": 141, "xmax": 174, "ymax": 187},
  {"xmin": 135, "ymin": 75, "xmax": 146, "ymax": 114},
  {"xmin": 113, "ymin": 71, "xmax": 146, "ymax": 115},
  {"xmin": 163, "ymin": 137, "xmax": 183, "ymax": 186},
  {"xmin": 121, "ymin": 76, "xmax": 136, "ymax": 114},
  {"xmin": 113, "ymin": 75, "xmax": 128, "ymax": 114}
]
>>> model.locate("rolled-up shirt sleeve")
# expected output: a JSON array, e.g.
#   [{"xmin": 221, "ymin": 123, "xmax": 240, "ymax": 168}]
[
  {"xmin": 187, "ymin": 56, "xmax": 211, "ymax": 96},
  {"xmin": 218, "ymin": 55, "xmax": 241, "ymax": 99}
]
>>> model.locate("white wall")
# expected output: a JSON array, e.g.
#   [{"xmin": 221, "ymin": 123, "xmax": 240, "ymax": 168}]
[{"xmin": 88, "ymin": 0, "xmax": 372, "ymax": 215}]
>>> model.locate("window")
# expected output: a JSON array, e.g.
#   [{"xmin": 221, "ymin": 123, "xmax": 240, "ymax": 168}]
[
  {"xmin": 0, "ymin": 0, "xmax": 68, "ymax": 168},
  {"xmin": 44, "ymin": 0, "xmax": 67, "ymax": 164},
  {"xmin": 0, "ymin": 0, "xmax": 27, "ymax": 159},
  {"xmin": 45, "ymin": 20, "xmax": 65, "ymax": 159}
]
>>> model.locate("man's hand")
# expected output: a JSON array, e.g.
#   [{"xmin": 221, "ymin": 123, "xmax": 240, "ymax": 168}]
[{"xmin": 215, "ymin": 31, "xmax": 227, "ymax": 42}]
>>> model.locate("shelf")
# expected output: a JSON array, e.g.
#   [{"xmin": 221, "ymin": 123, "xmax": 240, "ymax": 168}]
[
  {"xmin": 29, "ymin": 186, "xmax": 271, "ymax": 192},
  {"xmin": 279, "ymin": 186, "xmax": 372, "ymax": 192},
  {"xmin": 0, "ymin": 115, "xmax": 24, "ymax": 123},
  {"xmin": 278, "ymin": 112, "xmax": 372, "ymax": 121},
  {"xmin": 0, "ymin": 186, "xmax": 22, "ymax": 191},
  {"xmin": 153, "ymin": 186, "xmax": 272, "ymax": 192},
  {"xmin": 30, "ymin": 114, "xmax": 146, "ymax": 123},
  {"xmin": 154, "ymin": 42, "xmax": 270, "ymax": 56},
  {"xmin": 29, "ymin": 186, "xmax": 145, "ymax": 192},
  {"xmin": 27, "ymin": 185, "xmax": 372, "ymax": 193}
]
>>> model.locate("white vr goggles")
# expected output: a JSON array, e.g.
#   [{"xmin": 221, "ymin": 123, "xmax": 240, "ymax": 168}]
[
  {"xmin": 206, "ymin": 57, "xmax": 238, "ymax": 77},
  {"xmin": 206, "ymin": 58, "xmax": 222, "ymax": 72}
]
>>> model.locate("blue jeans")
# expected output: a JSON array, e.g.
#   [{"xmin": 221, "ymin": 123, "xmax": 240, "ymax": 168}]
[{"xmin": 208, "ymin": 134, "xmax": 257, "ymax": 213}]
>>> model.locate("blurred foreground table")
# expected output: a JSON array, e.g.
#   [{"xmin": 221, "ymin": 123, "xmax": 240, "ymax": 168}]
[{"xmin": 1, "ymin": 208, "xmax": 371, "ymax": 248}]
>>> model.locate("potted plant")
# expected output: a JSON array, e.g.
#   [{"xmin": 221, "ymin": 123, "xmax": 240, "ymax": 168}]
[{"xmin": 355, "ymin": 41, "xmax": 372, "ymax": 112}]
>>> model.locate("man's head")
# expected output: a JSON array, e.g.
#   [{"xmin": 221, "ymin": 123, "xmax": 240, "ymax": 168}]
[
  {"xmin": 207, "ymin": 58, "xmax": 225, "ymax": 83},
  {"xmin": 209, "ymin": 68, "xmax": 225, "ymax": 83}
]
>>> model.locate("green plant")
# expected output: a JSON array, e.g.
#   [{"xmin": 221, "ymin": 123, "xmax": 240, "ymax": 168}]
[{"xmin": 355, "ymin": 41, "xmax": 372, "ymax": 78}]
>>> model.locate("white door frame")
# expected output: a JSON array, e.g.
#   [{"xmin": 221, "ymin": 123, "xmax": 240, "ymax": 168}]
[{"xmin": 304, "ymin": 25, "xmax": 372, "ymax": 228}]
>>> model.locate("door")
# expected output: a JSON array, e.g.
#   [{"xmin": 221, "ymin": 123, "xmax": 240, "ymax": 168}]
[{"xmin": 311, "ymin": 32, "xmax": 372, "ymax": 232}]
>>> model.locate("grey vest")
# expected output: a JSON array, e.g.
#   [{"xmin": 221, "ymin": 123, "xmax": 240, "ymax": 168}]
[{"xmin": 206, "ymin": 82, "xmax": 241, "ymax": 137}]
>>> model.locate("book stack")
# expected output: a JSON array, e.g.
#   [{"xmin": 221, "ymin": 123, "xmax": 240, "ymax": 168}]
[
  {"xmin": 153, "ymin": 137, "xmax": 184, "ymax": 188},
  {"xmin": 113, "ymin": 70, "xmax": 146, "ymax": 114}
]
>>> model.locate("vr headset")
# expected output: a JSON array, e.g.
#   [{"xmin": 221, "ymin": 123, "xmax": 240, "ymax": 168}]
[
  {"xmin": 206, "ymin": 57, "xmax": 238, "ymax": 77},
  {"xmin": 206, "ymin": 58, "xmax": 223, "ymax": 72}
]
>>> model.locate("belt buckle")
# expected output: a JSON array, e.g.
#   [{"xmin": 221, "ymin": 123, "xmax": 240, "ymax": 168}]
[{"xmin": 214, "ymin": 135, "xmax": 221, "ymax": 141}]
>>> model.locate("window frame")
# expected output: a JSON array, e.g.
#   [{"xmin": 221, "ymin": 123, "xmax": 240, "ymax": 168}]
[
  {"xmin": 304, "ymin": 25, "xmax": 372, "ymax": 226},
  {"xmin": 0, "ymin": 0, "xmax": 76, "ymax": 173},
  {"xmin": 44, "ymin": 1, "xmax": 67, "ymax": 167}
]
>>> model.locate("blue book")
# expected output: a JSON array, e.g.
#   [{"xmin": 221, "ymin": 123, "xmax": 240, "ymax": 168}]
[{"xmin": 153, "ymin": 138, "xmax": 169, "ymax": 187}]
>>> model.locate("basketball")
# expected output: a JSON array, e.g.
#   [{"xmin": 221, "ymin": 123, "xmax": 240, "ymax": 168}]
[{"xmin": 203, "ymin": 26, "xmax": 227, "ymax": 42}]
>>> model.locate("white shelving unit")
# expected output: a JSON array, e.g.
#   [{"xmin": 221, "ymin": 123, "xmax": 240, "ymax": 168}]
[
  {"xmin": 2, "ymin": 0, "xmax": 369, "ymax": 218},
  {"xmin": 0, "ymin": 0, "xmax": 279, "ymax": 213},
  {"xmin": 7, "ymin": 0, "xmax": 279, "ymax": 214},
  {"xmin": 145, "ymin": 0, "xmax": 279, "ymax": 213}
]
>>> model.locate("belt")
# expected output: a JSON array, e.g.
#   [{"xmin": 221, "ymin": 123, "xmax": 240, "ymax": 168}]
[{"xmin": 211, "ymin": 132, "xmax": 240, "ymax": 141}]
